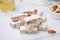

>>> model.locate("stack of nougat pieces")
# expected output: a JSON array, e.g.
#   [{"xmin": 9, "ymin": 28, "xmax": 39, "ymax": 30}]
[{"xmin": 10, "ymin": 9, "xmax": 47, "ymax": 34}]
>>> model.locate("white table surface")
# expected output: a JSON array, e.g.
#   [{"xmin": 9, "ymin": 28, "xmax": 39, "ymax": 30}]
[{"xmin": 0, "ymin": 0, "xmax": 60, "ymax": 40}]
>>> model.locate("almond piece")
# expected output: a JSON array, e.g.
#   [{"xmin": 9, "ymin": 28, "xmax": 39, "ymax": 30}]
[
  {"xmin": 51, "ymin": 5, "xmax": 58, "ymax": 11},
  {"xmin": 56, "ymin": 11, "xmax": 60, "ymax": 13},
  {"xmin": 48, "ymin": 30, "xmax": 56, "ymax": 34}
]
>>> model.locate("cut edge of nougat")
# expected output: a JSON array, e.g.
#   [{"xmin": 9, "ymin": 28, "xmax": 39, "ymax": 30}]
[{"xmin": 38, "ymin": 22, "xmax": 47, "ymax": 31}]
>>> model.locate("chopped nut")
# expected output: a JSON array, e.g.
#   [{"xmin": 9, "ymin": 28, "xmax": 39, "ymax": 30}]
[
  {"xmin": 33, "ymin": 9, "xmax": 37, "ymax": 14},
  {"xmin": 48, "ymin": 30, "xmax": 56, "ymax": 34},
  {"xmin": 55, "ymin": 7, "xmax": 60, "ymax": 13}
]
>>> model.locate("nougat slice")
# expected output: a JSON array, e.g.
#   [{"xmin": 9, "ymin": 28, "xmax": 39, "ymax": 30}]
[
  {"xmin": 20, "ymin": 25, "xmax": 38, "ymax": 34},
  {"xmin": 11, "ymin": 14, "xmax": 27, "ymax": 22},
  {"xmin": 23, "ymin": 14, "xmax": 41, "ymax": 25}
]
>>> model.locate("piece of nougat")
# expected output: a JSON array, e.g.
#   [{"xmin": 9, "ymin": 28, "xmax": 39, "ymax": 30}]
[
  {"xmin": 20, "ymin": 25, "xmax": 38, "ymax": 34},
  {"xmin": 11, "ymin": 14, "xmax": 27, "ymax": 22},
  {"xmin": 10, "ymin": 20, "xmax": 25, "ymax": 29},
  {"xmin": 23, "ymin": 9, "xmax": 37, "ymax": 16},
  {"xmin": 38, "ymin": 22, "xmax": 47, "ymax": 31},
  {"xmin": 23, "ymin": 14, "xmax": 42, "ymax": 25}
]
